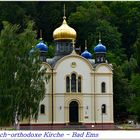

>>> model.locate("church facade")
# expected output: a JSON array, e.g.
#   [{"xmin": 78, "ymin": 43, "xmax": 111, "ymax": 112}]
[{"xmin": 21, "ymin": 15, "xmax": 114, "ymax": 129}]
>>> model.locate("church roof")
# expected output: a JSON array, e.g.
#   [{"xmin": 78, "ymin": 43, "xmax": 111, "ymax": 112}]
[
  {"xmin": 46, "ymin": 56, "xmax": 96, "ymax": 68},
  {"xmin": 46, "ymin": 56, "xmax": 63, "ymax": 68}
]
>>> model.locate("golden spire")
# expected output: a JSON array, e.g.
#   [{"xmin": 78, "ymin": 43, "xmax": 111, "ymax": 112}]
[
  {"xmin": 62, "ymin": 4, "xmax": 67, "ymax": 24},
  {"xmin": 85, "ymin": 40, "xmax": 87, "ymax": 50},
  {"xmin": 40, "ymin": 30, "xmax": 42, "ymax": 40},
  {"xmin": 99, "ymin": 32, "xmax": 101, "ymax": 43},
  {"xmin": 63, "ymin": 4, "xmax": 66, "ymax": 19}
]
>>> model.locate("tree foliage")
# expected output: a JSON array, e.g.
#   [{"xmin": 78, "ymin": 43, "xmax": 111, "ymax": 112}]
[
  {"xmin": 129, "ymin": 74, "xmax": 140, "ymax": 121},
  {"xmin": 0, "ymin": 21, "xmax": 45, "ymax": 125}
]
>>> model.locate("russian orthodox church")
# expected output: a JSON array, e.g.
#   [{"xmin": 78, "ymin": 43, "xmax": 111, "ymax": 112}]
[{"xmin": 21, "ymin": 14, "xmax": 114, "ymax": 130}]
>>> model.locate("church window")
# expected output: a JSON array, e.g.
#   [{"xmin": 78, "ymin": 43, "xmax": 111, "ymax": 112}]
[
  {"xmin": 65, "ymin": 45, "xmax": 69, "ymax": 52},
  {"xmin": 78, "ymin": 76, "xmax": 81, "ymax": 92},
  {"xmin": 56, "ymin": 44, "xmax": 59, "ymax": 51},
  {"xmin": 71, "ymin": 73, "xmax": 76, "ymax": 92},
  {"xmin": 40, "ymin": 104, "xmax": 45, "ymax": 114},
  {"xmin": 101, "ymin": 104, "xmax": 106, "ymax": 114},
  {"xmin": 66, "ymin": 73, "xmax": 82, "ymax": 93},
  {"xmin": 101, "ymin": 57, "xmax": 103, "ymax": 62},
  {"xmin": 97, "ymin": 57, "xmax": 100, "ymax": 62},
  {"xmin": 60, "ymin": 45, "xmax": 64, "ymax": 52},
  {"xmin": 101, "ymin": 82, "xmax": 106, "ymax": 93},
  {"xmin": 66, "ymin": 76, "xmax": 70, "ymax": 92}
]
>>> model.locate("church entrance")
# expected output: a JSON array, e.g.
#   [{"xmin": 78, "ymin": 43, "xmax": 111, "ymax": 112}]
[{"xmin": 69, "ymin": 101, "xmax": 79, "ymax": 124}]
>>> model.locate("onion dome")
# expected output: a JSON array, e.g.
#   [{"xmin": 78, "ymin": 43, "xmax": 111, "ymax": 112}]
[
  {"xmin": 81, "ymin": 40, "xmax": 92, "ymax": 59},
  {"xmin": 53, "ymin": 17, "xmax": 77, "ymax": 41},
  {"xmin": 81, "ymin": 50, "xmax": 92, "ymax": 59},
  {"xmin": 94, "ymin": 39, "xmax": 106, "ymax": 53},
  {"xmin": 36, "ymin": 39, "xmax": 48, "ymax": 52}
]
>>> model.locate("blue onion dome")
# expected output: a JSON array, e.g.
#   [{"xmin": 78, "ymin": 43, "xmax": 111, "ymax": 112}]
[
  {"xmin": 36, "ymin": 39, "xmax": 48, "ymax": 52},
  {"xmin": 94, "ymin": 39, "xmax": 106, "ymax": 53},
  {"xmin": 81, "ymin": 46, "xmax": 92, "ymax": 59}
]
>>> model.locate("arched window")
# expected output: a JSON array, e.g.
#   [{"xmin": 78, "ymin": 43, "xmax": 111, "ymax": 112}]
[
  {"xmin": 78, "ymin": 76, "xmax": 81, "ymax": 92},
  {"xmin": 60, "ymin": 44, "xmax": 64, "ymax": 52},
  {"xmin": 101, "ymin": 82, "xmax": 106, "ymax": 93},
  {"xmin": 66, "ymin": 76, "xmax": 70, "ymax": 92},
  {"xmin": 101, "ymin": 104, "xmax": 106, "ymax": 114},
  {"xmin": 71, "ymin": 73, "xmax": 76, "ymax": 92},
  {"xmin": 66, "ymin": 73, "xmax": 82, "ymax": 93},
  {"xmin": 40, "ymin": 104, "xmax": 45, "ymax": 114}
]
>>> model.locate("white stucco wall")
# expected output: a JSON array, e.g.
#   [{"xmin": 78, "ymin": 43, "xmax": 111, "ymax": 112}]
[
  {"xmin": 95, "ymin": 95, "xmax": 113, "ymax": 123},
  {"xmin": 54, "ymin": 56, "xmax": 93, "ymax": 94},
  {"xmin": 95, "ymin": 64, "xmax": 113, "ymax": 94},
  {"xmin": 54, "ymin": 55, "xmax": 93, "ymax": 123},
  {"xmin": 37, "ymin": 64, "xmax": 52, "ymax": 123},
  {"xmin": 95, "ymin": 75, "xmax": 111, "ymax": 94},
  {"xmin": 36, "ymin": 57, "xmax": 113, "ymax": 124},
  {"xmin": 55, "ymin": 95, "xmax": 64, "ymax": 123},
  {"xmin": 83, "ymin": 95, "xmax": 92, "ymax": 122}
]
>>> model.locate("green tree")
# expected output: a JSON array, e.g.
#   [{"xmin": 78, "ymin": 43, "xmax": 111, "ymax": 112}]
[
  {"xmin": 15, "ymin": 21, "xmax": 47, "ymax": 122},
  {"xmin": 113, "ymin": 64, "xmax": 131, "ymax": 122},
  {"xmin": 129, "ymin": 74, "xmax": 140, "ymax": 121},
  {"xmin": 121, "ymin": 57, "xmax": 137, "ymax": 80},
  {"xmin": 69, "ymin": 2, "xmax": 122, "ymax": 57},
  {"xmin": 0, "ymin": 2, "xmax": 26, "ymax": 29},
  {"xmin": 133, "ymin": 29, "xmax": 140, "ymax": 71},
  {"xmin": 0, "ymin": 21, "xmax": 19, "ymax": 125},
  {"xmin": 106, "ymin": 2, "xmax": 140, "ymax": 59},
  {"xmin": 47, "ymin": 44, "xmax": 55, "ymax": 58},
  {"xmin": 0, "ymin": 21, "xmax": 46, "ymax": 126},
  {"xmin": 69, "ymin": 2, "xmax": 99, "ymax": 48}
]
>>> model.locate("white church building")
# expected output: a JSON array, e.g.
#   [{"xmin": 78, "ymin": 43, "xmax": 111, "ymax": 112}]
[{"xmin": 21, "ymin": 15, "xmax": 114, "ymax": 130}]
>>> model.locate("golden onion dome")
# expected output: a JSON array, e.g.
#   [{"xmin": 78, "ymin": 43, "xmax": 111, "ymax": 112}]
[{"xmin": 53, "ymin": 17, "xmax": 77, "ymax": 41}]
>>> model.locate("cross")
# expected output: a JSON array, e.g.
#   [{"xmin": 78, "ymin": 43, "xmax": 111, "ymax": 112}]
[
  {"xmin": 72, "ymin": 39, "xmax": 75, "ymax": 51},
  {"xmin": 64, "ymin": 4, "xmax": 65, "ymax": 17},
  {"xmin": 85, "ymin": 40, "xmax": 87, "ymax": 50},
  {"xmin": 99, "ymin": 32, "xmax": 101, "ymax": 43},
  {"xmin": 40, "ymin": 29, "xmax": 42, "ymax": 40},
  {"xmin": 63, "ymin": 4, "xmax": 66, "ymax": 19},
  {"xmin": 75, "ymin": 46, "xmax": 81, "ymax": 54}
]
